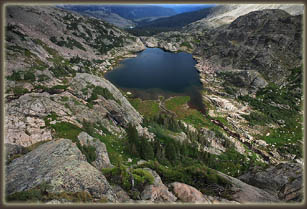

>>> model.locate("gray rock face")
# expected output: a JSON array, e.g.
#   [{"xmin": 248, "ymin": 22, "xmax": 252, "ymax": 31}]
[
  {"xmin": 77, "ymin": 132, "xmax": 113, "ymax": 170},
  {"xmin": 198, "ymin": 9, "xmax": 302, "ymax": 84},
  {"xmin": 217, "ymin": 70, "xmax": 268, "ymax": 94},
  {"xmin": 216, "ymin": 171, "xmax": 279, "ymax": 203},
  {"xmin": 238, "ymin": 163, "xmax": 303, "ymax": 202},
  {"xmin": 5, "ymin": 92, "xmax": 66, "ymax": 146},
  {"xmin": 140, "ymin": 168, "xmax": 177, "ymax": 202},
  {"xmin": 6, "ymin": 138, "xmax": 117, "ymax": 202}
]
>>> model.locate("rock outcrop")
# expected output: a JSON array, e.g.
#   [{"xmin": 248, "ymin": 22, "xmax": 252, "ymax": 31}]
[
  {"xmin": 70, "ymin": 73, "xmax": 143, "ymax": 127},
  {"xmin": 195, "ymin": 9, "xmax": 302, "ymax": 84},
  {"xmin": 6, "ymin": 138, "xmax": 117, "ymax": 202},
  {"xmin": 77, "ymin": 132, "xmax": 113, "ymax": 170},
  {"xmin": 140, "ymin": 168, "xmax": 177, "ymax": 202},
  {"xmin": 216, "ymin": 171, "xmax": 278, "ymax": 203},
  {"xmin": 238, "ymin": 163, "xmax": 303, "ymax": 202}
]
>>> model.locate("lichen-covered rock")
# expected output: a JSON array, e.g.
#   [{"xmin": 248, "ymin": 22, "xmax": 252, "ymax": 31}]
[
  {"xmin": 169, "ymin": 182, "xmax": 211, "ymax": 203},
  {"xmin": 140, "ymin": 168, "xmax": 177, "ymax": 202},
  {"xmin": 6, "ymin": 138, "xmax": 117, "ymax": 202},
  {"xmin": 77, "ymin": 132, "xmax": 113, "ymax": 169}
]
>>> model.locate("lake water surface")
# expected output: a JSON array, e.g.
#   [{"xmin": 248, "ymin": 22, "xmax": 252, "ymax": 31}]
[{"xmin": 104, "ymin": 48, "xmax": 204, "ymax": 112}]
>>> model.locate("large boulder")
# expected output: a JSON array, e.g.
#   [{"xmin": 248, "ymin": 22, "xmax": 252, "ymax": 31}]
[
  {"xmin": 140, "ymin": 168, "xmax": 177, "ymax": 202},
  {"xmin": 168, "ymin": 182, "xmax": 211, "ymax": 203},
  {"xmin": 6, "ymin": 138, "xmax": 117, "ymax": 202},
  {"xmin": 77, "ymin": 132, "xmax": 113, "ymax": 170}
]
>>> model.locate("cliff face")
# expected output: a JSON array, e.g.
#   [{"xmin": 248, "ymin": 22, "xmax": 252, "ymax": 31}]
[{"xmin": 4, "ymin": 5, "xmax": 303, "ymax": 204}]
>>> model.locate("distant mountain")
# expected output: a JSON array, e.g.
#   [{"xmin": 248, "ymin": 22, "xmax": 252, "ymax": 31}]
[
  {"xmin": 157, "ymin": 4, "xmax": 215, "ymax": 13},
  {"xmin": 58, "ymin": 5, "xmax": 177, "ymax": 28},
  {"xmin": 104, "ymin": 5, "xmax": 177, "ymax": 20},
  {"xmin": 57, "ymin": 5, "xmax": 135, "ymax": 28},
  {"xmin": 128, "ymin": 7, "xmax": 215, "ymax": 35}
]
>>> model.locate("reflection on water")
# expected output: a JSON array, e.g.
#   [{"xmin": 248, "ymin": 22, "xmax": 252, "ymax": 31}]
[{"xmin": 104, "ymin": 48, "xmax": 204, "ymax": 112}]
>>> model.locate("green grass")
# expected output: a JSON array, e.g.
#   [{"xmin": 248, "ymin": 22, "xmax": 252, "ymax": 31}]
[
  {"xmin": 164, "ymin": 96, "xmax": 206, "ymax": 127},
  {"xmin": 128, "ymin": 98, "xmax": 160, "ymax": 119},
  {"xmin": 12, "ymin": 86, "xmax": 29, "ymax": 96},
  {"xmin": 50, "ymin": 122, "xmax": 82, "ymax": 141},
  {"xmin": 164, "ymin": 96, "xmax": 220, "ymax": 129}
]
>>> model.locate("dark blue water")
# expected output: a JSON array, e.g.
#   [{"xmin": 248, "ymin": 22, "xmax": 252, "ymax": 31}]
[{"xmin": 104, "ymin": 48, "xmax": 204, "ymax": 112}]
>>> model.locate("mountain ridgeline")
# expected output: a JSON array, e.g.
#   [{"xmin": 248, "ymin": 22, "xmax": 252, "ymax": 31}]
[
  {"xmin": 128, "ymin": 7, "xmax": 215, "ymax": 36},
  {"xmin": 4, "ymin": 4, "xmax": 303, "ymax": 204}
]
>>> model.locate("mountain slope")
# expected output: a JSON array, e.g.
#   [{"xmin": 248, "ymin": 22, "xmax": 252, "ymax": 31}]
[
  {"xmin": 58, "ymin": 5, "xmax": 135, "ymax": 28},
  {"xmin": 129, "ymin": 7, "xmax": 215, "ymax": 35},
  {"xmin": 183, "ymin": 4, "xmax": 304, "ymax": 31},
  {"xmin": 59, "ymin": 5, "xmax": 177, "ymax": 28},
  {"xmin": 5, "ymin": 5, "xmax": 149, "ymax": 147}
]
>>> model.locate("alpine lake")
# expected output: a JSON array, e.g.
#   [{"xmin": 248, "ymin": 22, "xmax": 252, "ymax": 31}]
[{"xmin": 104, "ymin": 48, "xmax": 205, "ymax": 112}]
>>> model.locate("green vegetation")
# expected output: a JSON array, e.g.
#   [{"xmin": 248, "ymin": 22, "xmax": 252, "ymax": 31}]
[
  {"xmin": 102, "ymin": 165, "xmax": 154, "ymax": 199},
  {"xmin": 43, "ymin": 116, "xmax": 97, "ymax": 163},
  {"xmin": 50, "ymin": 36, "xmax": 86, "ymax": 51},
  {"xmin": 87, "ymin": 86, "xmax": 119, "ymax": 104},
  {"xmin": 7, "ymin": 71, "xmax": 36, "ymax": 82},
  {"xmin": 180, "ymin": 41, "xmax": 192, "ymax": 49},
  {"xmin": 7, "ymin": 71, "xmax": 22, "ymax": 81},
  {"xmin": 85, "ymin": 18, "xmax": 124, "ymax": 55},
  {"xmin": 239, "ymin": 66, "xmax": 303, "ymax": 157},
  {"xmin": 12, "ymin": 86, "xmax": 29, "ymax": 96},
  {"xmin": 78, "ymin": 144, "xmax": 97, "ymax": 163},
  {"xmin": 128, "ymin": 98, "xmax": 160, "ymax": 120},
  {"xmin": 50, "ymin": 122, "xmax": 82, "ymax": 140},
  {"xmin": 164, "ymin": 96, "xmax": 216, "ymax": 129},
  {"xmin": 126, "ymin": 123, "xmax": 154, "ymax": 160},
  {"xmin": 138, "ymin": 160, "xmax": 232, "ymax": 197}
]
